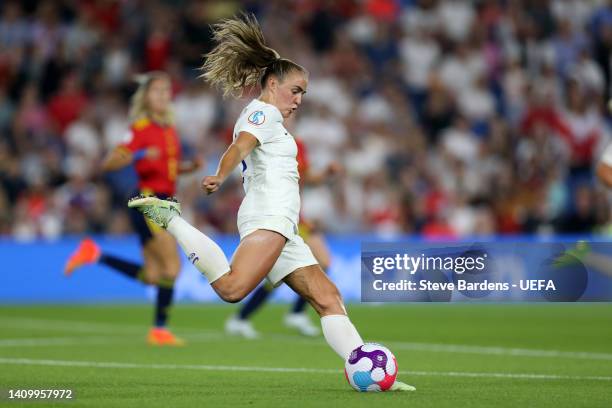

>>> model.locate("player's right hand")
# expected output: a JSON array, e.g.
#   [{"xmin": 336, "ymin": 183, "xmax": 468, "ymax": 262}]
[{"xmin": 202, "ymin": 175, "xmax": 223, "ymax": 195}]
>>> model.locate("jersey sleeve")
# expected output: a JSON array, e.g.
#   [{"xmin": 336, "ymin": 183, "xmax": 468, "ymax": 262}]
[
  {"xmin": 236, "ymin": 105, "xmax": 280, "ymax": 145},
  {"xmin": 600, "ymin": 143, "xmax": 612, "ymax": 167},
  {"xmin": 119, "ymin": 127, "xmax": 143, "ymax": 153}
]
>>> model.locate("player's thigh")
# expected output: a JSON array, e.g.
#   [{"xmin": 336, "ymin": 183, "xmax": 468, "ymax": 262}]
[
  {"xmin": 212, "ymin": 229, "xmax": 286, "ymax": 300},
  {"xmin": 304, "ymin": 232, "xmax": 331, "ymax": 270},
  {"xmin": 283, "ymin": 265, "xmax": 345, "ymax": 316},
  {"xmin": 150, "ymin": 229, "xmax": 181, "ymax": 280}
]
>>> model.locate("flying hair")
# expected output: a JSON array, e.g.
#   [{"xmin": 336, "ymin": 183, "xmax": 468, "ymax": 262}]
[{"xmin": 200, "ymin": 12, "xmax": 306, "ymax": 98}]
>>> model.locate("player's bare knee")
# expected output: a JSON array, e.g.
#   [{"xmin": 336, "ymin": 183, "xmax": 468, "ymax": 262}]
[
  {"xmin": 217, "ymin": 289, "xmax": 247, "ymax": 304},
  {"xmin": 162, "ymin": 259, "xmax": 181, "ymax": 280},
  {"xmin": 317, "ymin": 252, "xmax": 331, "ymax": 271},
  {"xmin": 141, "ymin": 264, "xmax": 160, "ymax": 285},
  {"xmin": 142, "ymin": 274, "xmax": 160, "ymax": 285}
]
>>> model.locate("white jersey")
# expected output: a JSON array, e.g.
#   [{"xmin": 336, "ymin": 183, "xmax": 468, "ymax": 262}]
[{"xmin": 233, "ymin": 99, "xmax": 300, "ymax": 226}]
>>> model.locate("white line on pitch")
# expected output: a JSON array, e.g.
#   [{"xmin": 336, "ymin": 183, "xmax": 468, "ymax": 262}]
[
  {"xmin": 0, "ymin": 337, "xmax": 119, "ymax": 347},
  {"xmin": 0, "ymin": 317, "xmax": 216, "ymax": 335},
  {"xmin": 260, "ymin": 334, "xmax": 612, "ymax": 362},
  {"xmin": 0, "ymin": 318, "xmax": 144, "ymax": 334},
  {"xmin": 383, "ymin": 342, "xmax": 612, "ymax": 361},
  {"xmin": 0, "ymin": 357, "xmax": 610, "ymax": 382},
  {"xmin": 0, "ymin": 333, "xmax": 230, "ymax": 347},
  {"xmin": 2, "ymin": 316, "xmax": 612, "ymax": 362}
]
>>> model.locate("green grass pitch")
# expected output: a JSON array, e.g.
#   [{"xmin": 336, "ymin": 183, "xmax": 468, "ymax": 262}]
[{"xmin": 0, "ymin": 303, "xmax": 611, "ymax": 407}]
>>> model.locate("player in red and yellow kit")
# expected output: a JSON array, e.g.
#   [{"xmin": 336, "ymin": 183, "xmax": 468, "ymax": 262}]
[
  {"xmin": 226, "ymin": 137, "xmax": 341, "ymax": 338},
  {"xmin": 64, "ymin": 72, "xmax": 200, "ymax": 345}
]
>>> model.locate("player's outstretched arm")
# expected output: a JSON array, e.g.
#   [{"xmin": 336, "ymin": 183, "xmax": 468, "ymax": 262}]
[
  {"xmin": 101, "ymin": 147, "xmax": 134, "ymax": 172},
  {"xmin": 302, "ymin": 161, "xmax": 343, "ymax": 186},
  {"xmin": 202, "ymin": 131, "xmax": 258, "ymax": 194},
  {"xmin": 178, "ymin": 157, "xmax": 204, "ymax": 175},
  {"xmin": 101, "ymin": 146, "xmax": 159, "ymax": 172}
]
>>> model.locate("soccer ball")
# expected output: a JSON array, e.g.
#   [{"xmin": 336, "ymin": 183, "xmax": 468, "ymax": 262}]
[{"xmin": 344, "ymin": 343, "xmax": 397, "ymax": 392}]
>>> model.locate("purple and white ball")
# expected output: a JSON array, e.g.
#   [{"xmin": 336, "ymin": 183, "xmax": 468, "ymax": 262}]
[{"xmin": 344, "ymin": 343, "xmax": 398, "ymax": 392}]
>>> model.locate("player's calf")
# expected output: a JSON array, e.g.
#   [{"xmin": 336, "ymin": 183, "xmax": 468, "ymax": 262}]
[{"xmin": 286, "ymin": 265, "xmax": 345, "ymax": 316}]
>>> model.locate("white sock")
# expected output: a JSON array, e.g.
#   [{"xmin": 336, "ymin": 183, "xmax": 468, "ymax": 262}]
[
  {"xmin": 167, "ymin": 216, "xmax": 230, "ymax": 283},
  {"xmin": 320, "ymin": 314, "xmax": 364, "ymax": 360}
]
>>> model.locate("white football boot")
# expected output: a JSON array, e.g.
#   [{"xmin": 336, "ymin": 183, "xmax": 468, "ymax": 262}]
[
  {"xmin": 127, "ymin": 195, "xmax": 181, "ymax": 229},
  {"xmin": 225, "ymin": 315, "xmax": 260, "ymax": 339},
  {"xmin": 284, "ymin": 312, "xmax": 320, "ymax": 337},
  {"xmin": 390, "ymin": 380, "xmax": 416, "ymax": 391}
]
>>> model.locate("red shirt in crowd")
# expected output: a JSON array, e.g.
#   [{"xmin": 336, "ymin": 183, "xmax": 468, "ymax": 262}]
[
  {"xmin": 47, "ymin": 90, "xmax": 89, "ymax": 134},
  {"xmin": 295, "ymin": 137, "xmax": 310, "ymax": 183}
]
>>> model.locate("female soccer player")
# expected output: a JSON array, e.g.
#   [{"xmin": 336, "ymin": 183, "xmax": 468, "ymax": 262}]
[
  {"xmin": 129, "ymin": 14, "xmax": 414, "ymax": 391},
  {"xmin": 226, "ymin": 138, "xmax": 340, "ymax": 338},
  {"xmin": 65, "ymin": 71, "xmax": 200, "ymax": 346}
]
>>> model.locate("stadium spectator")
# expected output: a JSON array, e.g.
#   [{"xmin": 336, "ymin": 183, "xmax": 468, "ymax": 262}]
[{"xmin": 0, "ymin": 0, "xmax": 610, "ymax": 240}]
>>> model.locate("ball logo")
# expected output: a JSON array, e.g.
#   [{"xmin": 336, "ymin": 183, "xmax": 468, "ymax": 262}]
[{"xmin": 248, "ymin": 110, "xmax": 266, "ymax": 126}]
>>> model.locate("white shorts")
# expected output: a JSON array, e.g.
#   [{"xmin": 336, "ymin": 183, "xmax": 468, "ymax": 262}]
[{"xmin": 237, "ymin": 215, "xmax": 318, "ymax": 287}]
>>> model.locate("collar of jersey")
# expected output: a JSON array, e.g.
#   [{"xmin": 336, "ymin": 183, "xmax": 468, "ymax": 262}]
[{"xmin": 254, "ymin": 98, "xmax": 283, "ymax": 122}]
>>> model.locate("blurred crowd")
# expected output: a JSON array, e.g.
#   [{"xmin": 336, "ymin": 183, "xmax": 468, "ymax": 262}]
[{"xmin": 1, "ymin": 0, "xmax": 612, "ymax": 240}]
